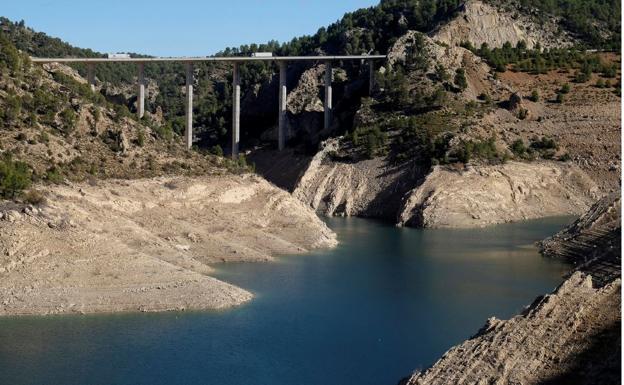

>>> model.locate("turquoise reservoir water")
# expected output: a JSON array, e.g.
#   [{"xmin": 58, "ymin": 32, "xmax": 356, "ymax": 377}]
[{"xmin": 0, "ymin": 217, "xmax": 573, "ymax": 385}]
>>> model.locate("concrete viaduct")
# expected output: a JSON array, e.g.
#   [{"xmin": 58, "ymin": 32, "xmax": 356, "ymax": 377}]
[{"xmin": 31, "ymin": 55, "xmax": 386, "ymax": 157}]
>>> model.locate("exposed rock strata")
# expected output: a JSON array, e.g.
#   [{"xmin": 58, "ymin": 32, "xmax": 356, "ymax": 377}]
[
  {"xmin": 292, "ymin": 138, "xmax": 426, "ymax": 221},
  {"xmin": 0, "ymin": 175, "xmax": 336, "ymax": 316},
  {"xmin": 539, "ymin": 193, "xmax": 621, "ymax": 286},
  {"xmin": 429, "ymin": 0, "xmax": 575, "ymax": 49},
  {"xmin": 398, "ymin": 161, "xmax": 598, "ymax": 228},
  {"xmin": 292, "ymin": 142, "xmax": 598, "ymax": 228},
  {"xmin": 405, "ymin": 272, "xmax": 621, "ymax": 385}
]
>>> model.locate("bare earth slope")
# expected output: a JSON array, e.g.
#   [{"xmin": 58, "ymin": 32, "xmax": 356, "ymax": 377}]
[{"xmin": 0, "ymin": 175, "xmax": 336, "ymax": 316}]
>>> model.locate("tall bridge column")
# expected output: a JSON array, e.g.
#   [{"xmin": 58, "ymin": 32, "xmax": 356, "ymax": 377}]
[
  {"xmin": 278, "ymin": 61, "xmax": 287, "ymax": 151},
  {"xmin": 324, "ymin": 60, "xmax": 332, "ymax": 131},
  {"xmin": 232, "ymin": 63, "xmax": 241, "ymax": 158},
  {"xmin": 137, "ymin": 63, "xmax": 145, "ymax": 119},
  {"xmin": 185, "ymin": 62, "xmax": 193, "ymax": 150},
  {"xmin": 87, "ymin": 63, "xmax": 95, "ymax": 91},
  {"xmin": 368, "ymin": 60, "xmax": 375, "ymax": 96}
]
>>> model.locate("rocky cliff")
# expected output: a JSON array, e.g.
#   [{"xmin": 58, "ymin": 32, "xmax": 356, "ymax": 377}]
[
  {"xmin": 429, "ymin": 0, "xmax": 575, "ymax": 49},
  {"xmin": 539, "ymin": 193, "xmax": 621, "ymax": 285},
  {"xmin": 405, "ymin": 272, "xmax": 621, "ymax": 385},
  {"xmin": 291, "ymin": 137, "xmax": 599, "ymax": 228},
  {"xmin": 398, "ymin": 161, "xmax": 598, "ymax": 228}
]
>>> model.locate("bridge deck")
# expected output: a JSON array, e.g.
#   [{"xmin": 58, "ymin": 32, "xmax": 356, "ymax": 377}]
[{"xmin": 30, "ymin": 55, "xmax": 387, "ymax": 63}]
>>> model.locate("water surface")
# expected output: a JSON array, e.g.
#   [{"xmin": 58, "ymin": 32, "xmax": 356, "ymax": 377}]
[{"xmin": 0, "ymin": 216, "xmax": 573, "ymax": 385}]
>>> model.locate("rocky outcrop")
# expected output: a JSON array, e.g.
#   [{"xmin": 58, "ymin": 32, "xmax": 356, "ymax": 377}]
[
  {"xmin": 398, "ymin": 161, "xmax": 598, "ymax": 228},
  {"xmin": 403, "ymin": 196, "xmax": 622, "ymax": 385},
  {"xmin": 292, "ymin": 137, "xmax": 599, "ymax": 229},
  {"xmin": 387, "ymin": 31, "xmax": 511, "ymax": 100},
  {"xmin": 539, "ymin": 193, "xmax": 621, "ymax": 286},
  {"xmin": 0, "ymin": 174, "xmax": 336, "ymax": 316},
  {"xmin": 405, "ymin": 272, "xmax": 621, "ymax": 385},
  {"xmin": 292, "ymin": 138, "xmax": 426, "ymax": 221},
  {"xmin": 429, "ymin": 0, "xmax": 575, "ymax": 49}
]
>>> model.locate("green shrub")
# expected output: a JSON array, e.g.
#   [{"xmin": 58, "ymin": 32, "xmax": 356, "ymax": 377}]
[
  {"xmin": 136, "ymin": 129, "xmax": 145, "ymax": 147},
  {"xmin": 0, "ymin": 155, "xmax": 32, "ymax": 199},
  {"xmin": 454, "ymin": 68, "xmax": 468, "ymax": 91},
  {"xmin": 560, "ymin": 83, "xmax": 571, "ymax": 94},
  {"xmin": 555, "ymin": 93, "xmax": 565, "ymax": 104},
  {"xmin": 23, "ymin": 189, "xmax": 46, "ymax": 205},
  {"xmin": 511, "ymin": 139, "xmax": 527, "ymax": 157},
  {"xmin": 2, "ymin": 93, "xmax": 22, "ymax": 126},
  {"xmin": 529, "ymin": 90, "xmax": 540, "ymax": 102},
  {"xmin": 210, "ymin": 145, "xmax": 224, "ymax": 157},
  {"xmin": 153, "ymin": 123, "xmax": 174, "ymax": 141},
  {"xmin": 45, "ymin": 167, "xmax": 63, "ymax": 184},
  {"xmin": 59, "ymin": 108, "xmax": 77, "ymax": 134},
  {"xmin": 454, "ymin": 137, "xmax": 498, "ymax": 164}
]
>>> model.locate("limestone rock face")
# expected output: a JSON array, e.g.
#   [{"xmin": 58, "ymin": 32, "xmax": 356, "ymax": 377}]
[
  {"xmin": 539, "ymin": 193, "xmax": 621, "ymax": 285},
  {"xmin": 292, "ymin": 138, "xmax": 425, "ymax": 221},
  {"xmin": 397, "ymin": 161, "xmax": 598, "ymax": 228},
  {"xmin": 428, "ymin": 0, "xmax": 575, "ymax": 49}
]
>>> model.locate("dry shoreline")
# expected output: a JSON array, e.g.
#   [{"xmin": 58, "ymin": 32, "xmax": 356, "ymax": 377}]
[{"xmin": 0, "ymin": 174, "xmax": 337, "ymax": 316}]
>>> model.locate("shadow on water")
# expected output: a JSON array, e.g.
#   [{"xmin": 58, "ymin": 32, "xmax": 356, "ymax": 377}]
[{"xmin": 0, "ymin": 216, "xmax": 575, "ymax": 385}]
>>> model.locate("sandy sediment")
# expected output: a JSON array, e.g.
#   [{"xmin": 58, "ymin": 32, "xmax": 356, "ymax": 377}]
[{"xmin": 0, "ymin": 174, "xmax": 337, "ymax": 316}]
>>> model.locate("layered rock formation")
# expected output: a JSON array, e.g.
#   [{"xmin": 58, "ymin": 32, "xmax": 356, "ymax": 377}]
[
  {"xmin": 540, "ymin": 193, "xmax": 621, "ymax": 286},
  {"xmin": 0, "ymin": 174, "xmax": 337, "ymax": 315},
  {"xmin": 405, "ymin": 272, "xmax": 621, "ymax": 385},
  {"xmin": 398, "ymin": 161, "xmax": 598, "ymax": 228},
  {"xmin": 429, "ymin": 0, "xmax": 575, "ymax": 49}
]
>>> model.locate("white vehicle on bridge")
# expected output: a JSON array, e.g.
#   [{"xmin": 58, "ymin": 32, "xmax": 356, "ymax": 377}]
[
  {"xmin": 251, "ymin": 52, "xmax": 273, "ymax": 57},
  {"xmin": 108, "ymin": 53, "xmax": 130, "ymax": 59}
]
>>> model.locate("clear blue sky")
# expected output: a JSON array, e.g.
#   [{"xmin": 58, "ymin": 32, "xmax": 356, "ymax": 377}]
[{"xmin": 3, "ymin": 0, "xmax": 379, "ymax": 56}]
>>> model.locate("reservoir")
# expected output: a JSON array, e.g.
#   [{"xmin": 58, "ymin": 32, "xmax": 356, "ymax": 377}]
[{"xmin": 0, "ymin": 216, "xmax": 572, "ymax": 385}]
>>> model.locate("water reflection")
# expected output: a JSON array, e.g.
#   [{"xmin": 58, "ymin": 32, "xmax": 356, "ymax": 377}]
[{"xmin": 0, "ymin": 216, "xmax": 573, "ymax": 385}]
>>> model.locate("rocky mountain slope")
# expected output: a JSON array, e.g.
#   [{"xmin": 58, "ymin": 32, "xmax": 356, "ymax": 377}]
[
  {"xmin": 540, "ymin": 193, "xmax": 621, "ymax": 285},
  {"xmin": 277, "ymin": 26, "xmax": 619, "ymax": 228},
  {"xmin": 0, "ymin": 30, "xmax": 337, "ymax": 316}
]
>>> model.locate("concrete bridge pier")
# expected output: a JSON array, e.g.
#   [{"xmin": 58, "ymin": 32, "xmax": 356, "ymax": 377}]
[
  {"xmin": 185, "ymin": 62, "xmax": 193, "ymax": 150},
  {"xmin": 278, "ymin": 61, "xmax": 287, "ymax": 151},
  {"xmin": 232, "ymin": 63, "xmax": 241, "ymax": 158},
  {"xmin": 137, "ymin": 63, "xmax": 145, "ymax": 119},
  {"xmin": 324, "ymin": 60, "xmax": 332, "ymax": 131},
  {"xmin": 368, "ymin": 60, "xmax": 375, "ymax": 96},
  {"xmin": 87, "ymin": 63, "xmax": 95, "ymax": 91}
]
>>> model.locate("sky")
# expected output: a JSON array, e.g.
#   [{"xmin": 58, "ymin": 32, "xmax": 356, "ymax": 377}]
[{"xmin": 3, "ymin": 0, "xmax": 379, "ymax": 57}]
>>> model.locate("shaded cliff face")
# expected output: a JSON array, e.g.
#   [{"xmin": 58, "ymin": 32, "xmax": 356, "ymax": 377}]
[{"xmin": 291, "ymin": 138, "xmax": 428, "ymax": 221}]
